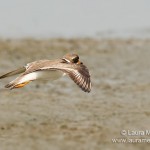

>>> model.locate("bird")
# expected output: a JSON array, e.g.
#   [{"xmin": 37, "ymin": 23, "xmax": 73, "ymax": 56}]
[{"xmin": 0, "ymin": 54, "xmax": 91, "ymax": 92}]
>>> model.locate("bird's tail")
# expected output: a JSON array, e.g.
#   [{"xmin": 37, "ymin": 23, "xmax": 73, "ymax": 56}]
[
  {"xmin": 5, "ymin": 76, "xmax": 31, "ymax": 90},
  {"xmin": 4, "ymin": 75, "xmax": 21, "ymax": 89}
]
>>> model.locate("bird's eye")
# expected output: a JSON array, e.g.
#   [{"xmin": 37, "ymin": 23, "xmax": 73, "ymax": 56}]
[{"xmin": 72, "ymin": 56, "xmax": 79, "ymax": 63}]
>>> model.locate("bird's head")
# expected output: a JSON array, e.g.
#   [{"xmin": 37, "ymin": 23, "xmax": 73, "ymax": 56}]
[{"xmin": 62, "ymin": 53, "xmax": 83, "ymax": 64}]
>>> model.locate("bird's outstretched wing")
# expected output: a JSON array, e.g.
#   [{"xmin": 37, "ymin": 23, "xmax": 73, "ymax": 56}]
[
  {"xmin": 0, "ymin": 67, "xmax": 26, "ymax": 79},
  {"xmin": 32, "ymin": 62, "xmax": 91, "ymax": 93}
]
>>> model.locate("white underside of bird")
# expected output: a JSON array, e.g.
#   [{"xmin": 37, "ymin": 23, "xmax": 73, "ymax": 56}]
[{"xmin": 11, "ymin": 70, "xmax": 65, "ymax": 85}]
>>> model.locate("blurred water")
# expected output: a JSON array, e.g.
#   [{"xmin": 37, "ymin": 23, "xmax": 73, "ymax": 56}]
[{"xmin": 0, "ymin": 0, "xmax": 150, "ymax": 38}]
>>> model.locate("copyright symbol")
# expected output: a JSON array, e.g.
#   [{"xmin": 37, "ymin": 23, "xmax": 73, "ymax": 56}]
[{"xmin": 121, "ymin": 130, "xmax": 126, "ymax": 136}]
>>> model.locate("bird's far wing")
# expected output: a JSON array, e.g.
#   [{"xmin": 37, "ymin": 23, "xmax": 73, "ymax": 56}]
[{"xmin": 0, "ymin": 67, "xmax": 26, "ymax": 79}]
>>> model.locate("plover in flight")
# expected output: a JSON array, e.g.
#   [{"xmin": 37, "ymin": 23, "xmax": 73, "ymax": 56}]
[{"xmin": 0, "ymin": 54, "xmax": 91, "ymax": 92}]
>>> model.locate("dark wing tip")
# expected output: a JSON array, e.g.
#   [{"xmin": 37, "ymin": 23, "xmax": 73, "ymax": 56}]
[
  {"xmin": 5, "ymin": 83, "xmax": 13, "ymax": 88},
  {"xmin": 0, "ymin": 67, "xmax": 26, "ymax": 79},
  {"xmin": 0, "ymin": 74, "xmax": 7, "ymax": 79}
]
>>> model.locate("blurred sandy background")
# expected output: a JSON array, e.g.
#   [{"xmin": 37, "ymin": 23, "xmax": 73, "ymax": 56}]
[{"xmin": 0, "ymin": 38, "xmax": 150, "ymax": 150}]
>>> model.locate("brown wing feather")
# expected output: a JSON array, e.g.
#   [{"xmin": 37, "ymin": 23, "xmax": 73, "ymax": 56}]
[
  {"xmin": 65, "ymin": 64, "xmax": 91, "ymax": 93},
  {"xmin": 23, "ymin": 59, "xmax": 63, "ymax": 75},
  {"xmin": 34, "ymin": 61, "xmax": 91, "ymax": 92}
]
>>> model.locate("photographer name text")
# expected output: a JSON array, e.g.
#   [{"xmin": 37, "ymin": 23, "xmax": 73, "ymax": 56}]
[{"xmin": 121, "ymin": 130, "xmax": 150, "ymax": 136}]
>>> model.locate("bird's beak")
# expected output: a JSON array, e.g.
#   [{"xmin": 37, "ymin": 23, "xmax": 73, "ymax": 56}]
[{"xmin": 77, "ymin": 61, "xmax": 83, "ymax": 65}]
